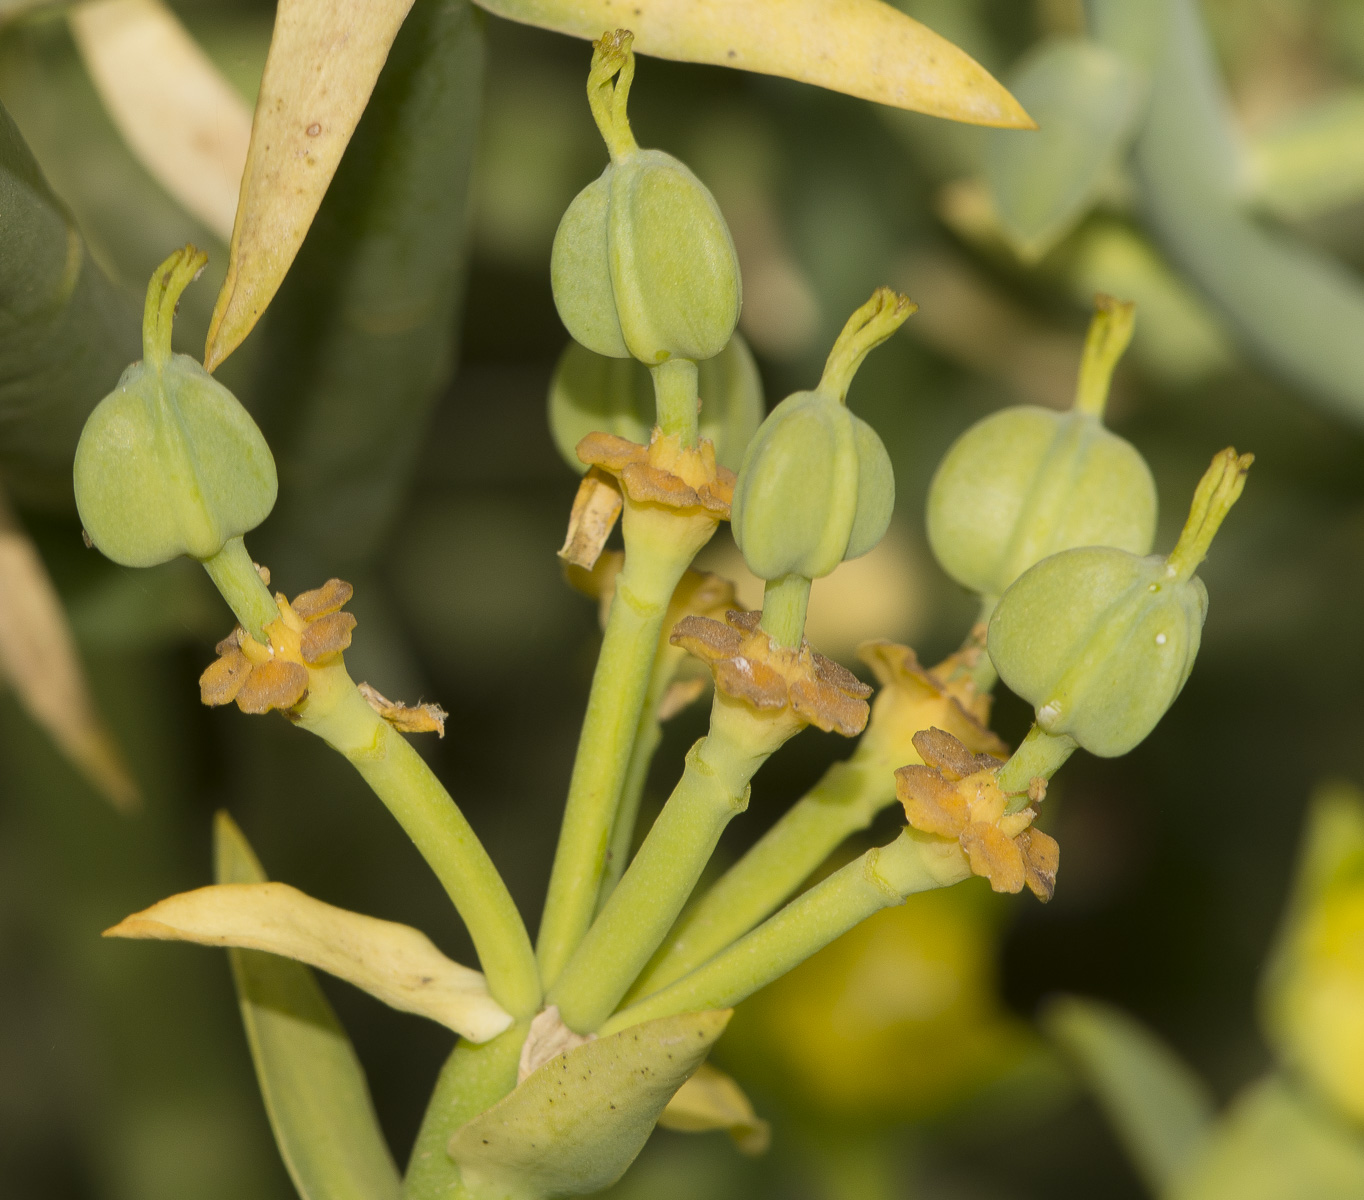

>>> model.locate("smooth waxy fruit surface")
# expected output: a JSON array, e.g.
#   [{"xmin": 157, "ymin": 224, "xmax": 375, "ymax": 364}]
[
  {"xmin": 731, "ymin": 390, "xmax": 893, "ymax": 581},
  {"xmin": 75, "ymin": 355, "xmax": 278, "ymax": 567},
  {"xmin": 552, "ymin": 151, "xmax": 740, "ymax": 364},
  {"xmin": 988, "ymin": 546, "xmax": 1206, "ymax": 757},
  {"xmin": 74, "ymin": 245, "xmax": 277, "ymax": 569},
  {"xmin": 548, "ymin": 334, "xmax": 763, "ymax": 473},
  {"xmin": 928, "ymin": 405, "xmax": 1157, "ymax": 600}
]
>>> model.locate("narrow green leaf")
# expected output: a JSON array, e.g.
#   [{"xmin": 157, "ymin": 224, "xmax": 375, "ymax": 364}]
[
  {"xmin": 448, "ymin": 1010, "xmax": 731, "ymax": 1198},
  {"xmin": 251, "ymin": 0, "xmax": 485, "ymax": 580},
  {"xmin": 213, "ymin": 812, "xmax": 402, "ymax": 1200},
  {"xmin": 1172, "ymin": 1076, "xmax": 1364, "ymax": 1200},
  {"xmin": 1042, "ymin": 995, "xmax": 1214, "ymax": 1194},
  {"xmin": 983, "ymin": 37, "xmax": 1143, "ymax": 260},
  {"xmin": 0, "ymin": 98, "xmax": 138, "ymax": 508}
]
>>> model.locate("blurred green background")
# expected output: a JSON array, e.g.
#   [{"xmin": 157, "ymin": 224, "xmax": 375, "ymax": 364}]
[{"xmin": 4, "ymin": 0, "xmax": 1364, "ymax": 1196}]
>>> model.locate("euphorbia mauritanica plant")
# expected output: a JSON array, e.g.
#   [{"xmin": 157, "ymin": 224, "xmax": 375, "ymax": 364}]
[{"xmin": 73, "ymin": 31, "xmax": 1252, "ymax": 1200}]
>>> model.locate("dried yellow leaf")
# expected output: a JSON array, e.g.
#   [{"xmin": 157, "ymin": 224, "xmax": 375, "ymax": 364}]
[
  {"xmin": 204, "ymin": 0, "xmax": 416, "ymax": 370},
  {"xmin": 69, "ymin": 0, "xmax": 251, "ymax": 242},
  {"xmin": 105, "ymin": 881, "xmax": 514, "ymax": 1042},
  {"xmin": 474, "ymin": 0, "xmax": 1032, "ymax": 126},
  {"xmin": 658, "ymin": 1062, "xmax": 771, "ymax": 1155},
  {"xmin": 0, "ymin": 498, "xmax": 138, "ymax": 812}
]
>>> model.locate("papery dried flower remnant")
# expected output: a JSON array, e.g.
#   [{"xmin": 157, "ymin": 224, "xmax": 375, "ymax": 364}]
[
  {"xmin": 671, "ymin": 609, "xmax": 871, "ymax": 736},
  {"xmin": 896, "ymin": 728, "xmax": 1058, "ymax": 901}
]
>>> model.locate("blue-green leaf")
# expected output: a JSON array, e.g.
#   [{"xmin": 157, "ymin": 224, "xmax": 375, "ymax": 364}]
[
  {"xmin": 984, "ymin": 37, "xmax": 1144, "ymax": 260},
  {"xmin": 448, "ymin": 1010, "xmax": 730, "ymax": 1198},
  {"xmin": 214, "ymin": 812, "xmax": 401, "ymax": 1200},
  {"xmin": 1172, "ymin": 1076, "xmax": 1364, "ymax": 1200},
  {"xmin": 1042, "ymin": 995, "xmax": 1214, "ymax": 1194}
]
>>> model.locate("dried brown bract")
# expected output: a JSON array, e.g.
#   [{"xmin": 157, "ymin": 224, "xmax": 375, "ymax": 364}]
[{"xmin": 671, "ymin": 609, "xmax": 871, "ymax": 736}]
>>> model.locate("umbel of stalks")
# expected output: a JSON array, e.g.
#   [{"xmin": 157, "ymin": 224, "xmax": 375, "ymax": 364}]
[
  {"xmin": 547, "ymin": 333, "xmax": 764, "ymax": 473},
  {"xmin": 989, "ymin": 448, "xmax": 1252, "ymax": 759},
  {"xmin": 926, "ymin": 295, "xmax": 1157, "ymax": 602},
  {"xmin": 550, "ymin": 29, "xmax": 741, "ymax": 366},
  {"xmin": 731, "ymin": 288, "xmax": 915, "ymax": 646},
  {"xmin": 74, "ymin": 246, "xmax": 277, "ymax": 569}
]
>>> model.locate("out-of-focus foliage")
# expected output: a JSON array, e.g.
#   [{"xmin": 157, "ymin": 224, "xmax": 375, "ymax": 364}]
[{"xmin": 7, "ymin": 0, "xmax": 1364, "ymax": 1196}]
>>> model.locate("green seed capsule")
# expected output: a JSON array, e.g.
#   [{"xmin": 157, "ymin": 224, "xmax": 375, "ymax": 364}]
[
  {"xmin": 927, "ymin": 296, "xmax": 1157, "ymax": 600},
  {"xmin": 988, "ymin": 448, "xmax": 1251, "ymax": 757},
  {"xmin": 74, "ymin": 246, "xmax": 277, "ymax": 569},
  {"xmin": 550, "ymin": 31, "xmax": 740, "ymax": 365},
  {"xmin": 547, "ymin": 333, "xmax": 764, "ymax": 473},
  {"xmin": 731, "ymin": 288, "xmax": 912, "ymax": 582}
]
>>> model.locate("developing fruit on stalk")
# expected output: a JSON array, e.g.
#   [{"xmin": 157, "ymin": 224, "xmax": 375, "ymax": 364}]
[
  {"xmin": 74, "ymin": 246, "xmax": 277, "ymax": 568},
  {"xmin": 927, "ymin": 295, "xmax": 1156, "ymax": 601},
  {"xmin": 731, "ymin": 288, "xmax": 914, "ymax": 647},
  {"xmin": 550, "ymin": 29, "xmax": 741, "ymax": 366},
  {"xmin": 988, "ymin": 448, "xmax": 1251, "ymax": 759},
  {"xmin": 548, "ymin": 334, "xmax": 763, "ymax": 473}
]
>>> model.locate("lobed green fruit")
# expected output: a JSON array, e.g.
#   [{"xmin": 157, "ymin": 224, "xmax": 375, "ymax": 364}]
[
  {"xmin": 547, "ymin": 333, "xmax": 763, "ymax": 473},
  {"xmin": 551, "ymin": 149, "xmax": 740, "ymax": 365},
  {"xmin": 75, "ymin": 355, "xmax": 277, "ymax": 568},
  {"xmin": 731, "ymin": 389, "xmax": 893, "ymax": 581},
  {"xmin": 74, "ymin": 246, "xmax": 276, "ymax": 569},
  {"xmin": 987, "ymin": 546, "xmax": 1205, "ymax": 757},
  {"xmin": 927, "ymin": 405, "xmax": 1157, "ymax": 600}
]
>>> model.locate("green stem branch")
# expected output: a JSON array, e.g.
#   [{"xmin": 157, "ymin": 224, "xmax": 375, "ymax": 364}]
[
  {"xmin": 200, "ymin": 535, "xmax": 279, "ymax": 643},
  {"xmin": 650, "ymin": 358, "xmax": 700, "ymax": 447},
  {"xmin": 549, "ymin": 694, "xmax": 794, "ymax": 1032},
  {"xmin": 628, "ymin": 755, "xmax": 885, "ymax": 1001},
  {"xmin": 537, "ymin": 521, "xmax": 706, "ymax": 988},
  {"xmin": 601, "ymin": 829, "xmax": 968, "ymax": 1035},
  {"xmin": 295, "ymin": 666, "xmax": 540, "ymax": 1018},
  {"xmin": 403, "ymin": 1021, "xmax": 528, "ymax": 1200}
]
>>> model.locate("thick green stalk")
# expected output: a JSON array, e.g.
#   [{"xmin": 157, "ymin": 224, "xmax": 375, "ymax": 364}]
[
  {"xmin": 601, "ymin": 829, "xmax": 969, "ymax": 1035},
  {"xmin": 997, "ymin": 723, "xmax": 1077, "ymax": 796},
  {"xmin": 549, "ymin": 695, "xmax": 793, "ymax": 1032},
  {"xmin": 403, "ymin": 1021, "xmax": 528, "ymax": 1200},
  {"xmin": 759, "ymin": 573, "xmax": 811, "ymax": 648},
  {"xmin": 630, "ymin": 615, "xmax": 1001, "ymax": 1001},
  {"xmin": 628, "ymin": 754, "xmax": 887, "ymax": 1000},
  {"xmin": 537, "ymin": 522, "xmax": 707, "ymax": 987},
  {"xmin": 293, "ymin": 665, "xmax": 540, "ymax": 1018},
  {"xmin": 200, "ymin": 535, "xmax": 279, "ymax": 643},
  {"xmin": 596, "ymin": 664, "xmax": 671, "ymax": 910},
  {"xmin": 651, "ymin": 357, "xmax": 700, "ymax": 446}
]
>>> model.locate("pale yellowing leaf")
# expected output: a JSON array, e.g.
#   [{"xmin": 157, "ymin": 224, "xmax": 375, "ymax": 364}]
[
  {"xmin": 69, "ymin": 0, "xmax": 252, "ymax": 242},
  {"xmin": 450, "ymin": 1009, "xmax": 731, "ymax": 1198},
  {"xmin": 474, "ymin": 0, "xmax": 1033, "ymax": 127},
  {"xmin": 657, "ymin": 1062, "xmax": 770, "ymax": 1155},
  {"xmin": 0, "ymin": 494, "xmax": 138, "ymax": 812},
  {"xmin": 213, "ymin": 813, "xmax": 402, "ymax": 1200},
  {"xmin": 203, "ymin": 0, "xmax": 416, "ymax": 370},
  {"xmin": 105, "ymin": 880, "xmax": 514, "ymax": 1042}
]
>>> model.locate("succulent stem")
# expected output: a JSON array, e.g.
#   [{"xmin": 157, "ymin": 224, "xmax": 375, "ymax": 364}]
[
  {"xmin": 650, "ymin": 357, "xmax": 699, "ymax": 446},
  {"xmin": 143, "ymin": 244, "xmax": 207, "ymax": 369},
  {"xmin": 997, "ymin": 723, "xmax": 1077, "ymax": 796},
  {"xmin": 818, "ymin": 287, "xmax": 917, "ymax": 403},
  {"xmin": 200, "ymin": 536, "xmax": 280, "ymax": 644},
  {"xmin": 759, "ymin": 573, "xmax": 811, "ymax": 648},
  {"xmin": 1166, "ymin": 446, "xmax": 1254, "ymax": 582},
  {"xmin": 1073, "ymin": 293, "xmax": 1136, "ymax": 418},
  {"xmin": 587, "ymin": 29, "xmax": 639, "ymax": 163}
]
